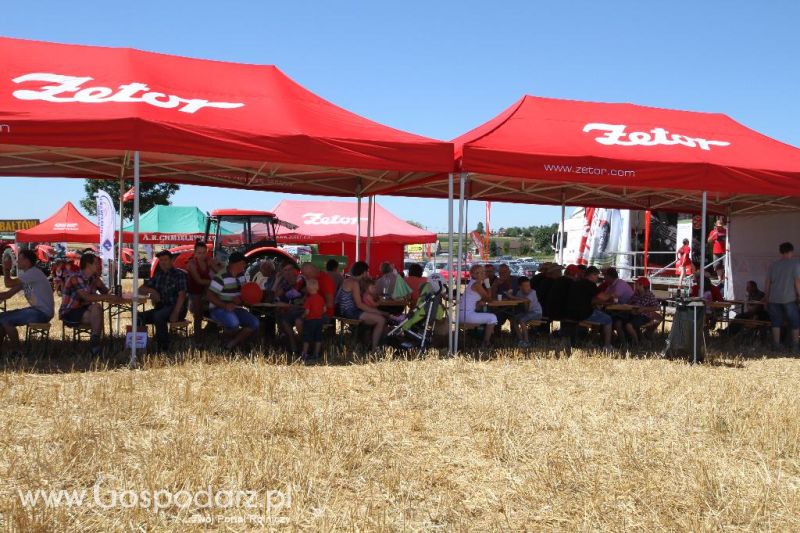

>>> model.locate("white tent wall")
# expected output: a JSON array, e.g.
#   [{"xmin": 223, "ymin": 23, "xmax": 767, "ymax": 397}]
[{"xmin": 728, "ymin": 212, "xmax": 800, "ymax": 301}]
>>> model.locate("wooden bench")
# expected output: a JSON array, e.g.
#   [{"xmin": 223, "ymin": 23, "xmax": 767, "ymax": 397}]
[
  {"xmin": 62, "ymin": 321, "xmax": 93, "ymax": 343},
  {"xmin": 168, "ymin": 320, "xmax": 191, "ymax": 337},
  {"xmin": 25, "ymin": 322, "xmax": 52, "ymax": 353},
  {"xmin": 26, "ymin": 322, "xmax": 52, "ymax": 341},
  {"xmin": 524, "ymin": 316, "xmax": 551, "ymax": 332},
  {"xmin": 730, "ymin": 318, "xmax": 771, "ymax": 329},
  {"xmin": 335, "ymin": 317, "xmax": 363, "ymax": 347}
]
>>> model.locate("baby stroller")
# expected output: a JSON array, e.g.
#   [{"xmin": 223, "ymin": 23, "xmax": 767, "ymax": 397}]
[{"xmin": 387, "ymin": 273, "xmax": 447, "ymax": 353}]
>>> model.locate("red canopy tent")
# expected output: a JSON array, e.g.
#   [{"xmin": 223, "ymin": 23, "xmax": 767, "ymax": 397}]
[
  {"xmin": 395, "ymin": 95, "xmax": 800, "ymax": 215},
  {"xmin": 0, "ymin": 36, "xmax": 452, "ymax": 195},
  {"xmin": 0, "ymin": 36, "xmax": 454, "ymax": 360},
  {"xmin": 389, "ymin": 95, "xmax": 800, "ymax": 357},
  {"xmin": 15, "ymin": 201, "xmax": 99, "ymax": 243},
  {"xmin": 272, "ymin": 200, "xmax": 436, "ymax": 274}
]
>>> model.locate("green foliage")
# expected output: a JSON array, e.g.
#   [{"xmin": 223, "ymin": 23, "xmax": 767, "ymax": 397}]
[
  {"xmin": 475, "ymin": 222, "xmax": 485, "ymax": 235},
  {"xmin": 406, "ymin": 220, "xmax": 426, "ymax": 229},
  {"xmin": 81, "ymin": 179, "xmax": 180, "ymax": 220}
]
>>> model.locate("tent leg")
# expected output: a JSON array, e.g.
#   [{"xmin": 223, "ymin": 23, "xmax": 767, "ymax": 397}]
[
  {"xmin": 116, "ymin": 174, "xmax": 125, "ymax": 335},
  {"xmin": 559, "ymin": 201, "xmax": 566, "ymax": 264},
  {"xmin": 130, "ymin": 151, "xmax": 141, "ymax": 366},
  {"xmin": 724, "ymin": 208, "xmax": 733, "ymax": 301},
  {"xmin": 355, "ymin": 195, "xmax": 362, "ymax": 263},
  {"xmin": 454, "ymin": 173, "xmax": 466, "ymax": 352},
  {"xmin": 447, "ymin": 173, "xmax": 454, "ymax": 355},
  {"xmin": 366, "ymin": 196, "xmax": 373, "ymax": 266},
  {"xmin": 695, "ymin": 191, "xmax": 708, "ymax": 365}
]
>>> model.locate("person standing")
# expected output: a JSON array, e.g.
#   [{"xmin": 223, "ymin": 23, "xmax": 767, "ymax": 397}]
[
  {"xmin": 676, "ymin": 238, "xmax": 693, "ymax": 287},
  {"xmin": 0, "ymin": 249, "xmax": 55, "ymax": 354},
  {"xmin": 707, "ymin": 218, "xmax": 727, "ymax": 265},
  {"xmin": 301, "ymin": 278, "xmax": 326, "ymax": 362},
  {"xmin": 186, "ymin": 241, "xmax": 215, "ymax": 339},
  {"xmin": 764, "ymin": 242, "xmax": 800, "ymax": 351}
]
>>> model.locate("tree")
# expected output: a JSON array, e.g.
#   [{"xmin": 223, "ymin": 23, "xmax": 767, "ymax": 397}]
[
  {"xmin": 81, "ymin": 179, "xmax": 180, "ymax": 220},
  {"xmin": 406, "ymin": 220, "xmax": 426, "ymax": 229},
  {"xmin": 475, "ymin": 222, "xmax": 485, "ymax": 235}
]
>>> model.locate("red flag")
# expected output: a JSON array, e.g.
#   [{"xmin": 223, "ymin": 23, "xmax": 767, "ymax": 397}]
[{"xmin": 122, "ymin": 187, "xmax": 135, "ymax": 203}]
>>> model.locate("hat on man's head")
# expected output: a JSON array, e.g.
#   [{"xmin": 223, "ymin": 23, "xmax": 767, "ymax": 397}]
[
  {"xmin": 228, "ymin": 251, "xmax": 247, "ymax": 264},
  {"xmin": 636, "ymin": 277, "xmax": 651, "ymax": 289},
  {"xmin": 565, "ymin": 264, "xmax": 580, "ymax": 276}
]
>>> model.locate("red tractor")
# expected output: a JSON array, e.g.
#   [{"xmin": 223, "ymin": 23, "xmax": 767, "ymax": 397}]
[{"xmin": 151, "ymin": 209, "xmax": 298, "ymax": 276}]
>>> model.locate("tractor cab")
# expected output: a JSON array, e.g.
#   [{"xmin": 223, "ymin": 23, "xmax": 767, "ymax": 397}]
[
  {"xmin": 205, "ymin": 209, "xmax": 298, "ymax": 269},
  {"xmin": 155, "ymin": 209, "xmax": 299, "ymax": 277}
]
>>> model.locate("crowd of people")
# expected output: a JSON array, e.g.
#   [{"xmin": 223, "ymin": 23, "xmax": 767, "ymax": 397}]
[
  {"xmin": 0, "ymin": 235, "xmax": 799, "ymax": 358},
  {"xmin": 459, "ymin": 262, "xmax": 663, "ymax": 351}
]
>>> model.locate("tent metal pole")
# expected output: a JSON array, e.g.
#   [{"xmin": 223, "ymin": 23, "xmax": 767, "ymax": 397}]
[
  {"xmin": 130, "ymin": 151, "xmax": 141, "ymax": 366},
  {"xmin": 366, "ymin": 196, "xmax": 373, "ymax": 265},
  {"xmin": 454, "ymin": 173, "xmax": 466, "ymax": 352},
  {"xmin": 695, "ymin": 191, "xmax": 708, "ymax": 365},
  {"xmin": 117, "ymin": 176, "xmax": 124, "ymax": 290},
  {"xmin": 447, "ymin": 173, "xmax": 454, "ymax": 355},
  {"xmin": 116, "ymin": 175, "xmax": 125, "ymax": 335},
  {"xmin": 355, "ymin": 195, "xmax": 362, "ymax": 263},
  {"xmin": 559, "ymin": 200, "xmax": 566, "ymax": 265}
]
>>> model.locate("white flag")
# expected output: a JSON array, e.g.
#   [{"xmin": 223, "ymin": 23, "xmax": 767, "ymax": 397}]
[{"xmin": 96, "ymin": 190, "xmax": 116, "ymax": 262}]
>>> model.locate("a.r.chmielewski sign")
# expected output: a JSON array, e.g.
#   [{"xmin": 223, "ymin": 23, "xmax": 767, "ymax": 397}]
[{"xmin": 0, "ymin": 219, "xmax": 39, "ymax": 232}]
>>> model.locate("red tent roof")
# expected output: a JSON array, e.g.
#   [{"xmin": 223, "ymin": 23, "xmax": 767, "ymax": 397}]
[
  {"xmin": 16, "ymin": 202, "xmax": 98, "ymax": 243},
  {"xmin": 272, "ymin": 200, "xmax": 436, "ymax": 244},
  {"xmin": 396, "ymin": 95, "xmax": 800, "ymax": 214},
  {"xmin": 0, "ymin": 37, "xmax": 453, "ymax": 195}
]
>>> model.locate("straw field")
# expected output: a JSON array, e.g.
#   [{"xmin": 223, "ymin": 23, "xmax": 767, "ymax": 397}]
[{"xmin": 0, "ymin": 293, "xmax": 799, "ymax": 530}]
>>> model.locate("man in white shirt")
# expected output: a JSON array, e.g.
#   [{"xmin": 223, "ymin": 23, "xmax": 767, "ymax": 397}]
[{"xmin": 0, "ymin": 249, "xmax": 55, "ymax": 353}]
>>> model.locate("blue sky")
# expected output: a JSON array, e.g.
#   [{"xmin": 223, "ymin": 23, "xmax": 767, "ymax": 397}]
[{"xmin": 3, "ymin": 1, "xmax": 799, "ymax": 232}]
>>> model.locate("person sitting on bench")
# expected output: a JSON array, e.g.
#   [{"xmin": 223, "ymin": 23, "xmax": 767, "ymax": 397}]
[
  {"xmin": 459, "ymin": 264, "xmax": 498, "ymax": 348},
  {"xmin": 0, "ymin": 249, "xmax": 55, "ymax": 354},
  {"xmin": 565, "ymin": 266, "xmax": 614, "ymax": 350},
  {"xmin": 511, "ymin": 276, "xmax": 543, "ymax": 348},
  {"xmin": 335, "ymin": 261, "xmax": 390, "ymax": 350},
  {"xmin": 58, "ymin": 252, "xmax": 124, "ymax": 356},
  {"xmin": 622, "ymin": 277, "xmax": 662, "ymax": 343},
  {"xmin": 207, "ymin": 252, "xmax": 259, "ymax": 350},
  {"xmin": 137, "ymin": 250, "xmax": 188, "ymax": 353}
]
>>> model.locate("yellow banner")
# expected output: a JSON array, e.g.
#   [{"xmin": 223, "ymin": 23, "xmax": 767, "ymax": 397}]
[{"xmin": 0, "ymin": 219, "xmax": 39, "ymax": 232}]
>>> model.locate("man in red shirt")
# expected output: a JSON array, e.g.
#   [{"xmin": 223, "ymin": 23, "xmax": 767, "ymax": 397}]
[
  {"xmin": 707, "ymin": 218, "xmax": 727, "ymax": 264},
  {"xmin": 301, "ymin": 278, "xmax": 326, "ymax": 362}
]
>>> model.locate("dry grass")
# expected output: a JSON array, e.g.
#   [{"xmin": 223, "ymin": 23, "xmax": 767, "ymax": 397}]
[
  {"xmin": 1, "ymin": 283, "xmax": 799, "ymax": 530},
  {"xmin": 0, "ymin": 349, "xmax": 798, "ymax": 531}
]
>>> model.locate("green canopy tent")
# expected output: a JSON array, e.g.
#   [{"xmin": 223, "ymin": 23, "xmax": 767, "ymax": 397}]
[{"xmin": 122, "ymin": 205, "xmax": 216, "ymax": 245}]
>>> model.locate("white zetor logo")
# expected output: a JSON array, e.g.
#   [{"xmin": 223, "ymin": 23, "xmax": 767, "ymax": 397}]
[
  {"xmin": 583, "ymin": 123, "xmax": 731, "ymax": 151},
  {"xmin": 11, "ymin": 73, "xmax": 245, "ymax": 114},
  {"xmin": 53, "ymin": 222, "xmax": 78, "ymax": 230},
  {"xmin": 302, "ymin": 212, "xmax": 366, "ymax": 225}
]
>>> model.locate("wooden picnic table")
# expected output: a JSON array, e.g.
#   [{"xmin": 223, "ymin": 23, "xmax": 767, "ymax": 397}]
[
  {"xmin": 486, "ymin": 299, "xmax": 524, "ymax": 308},
  {"xmin": 376, "ymin": 298, "xmax": 407, "ymax": 309},
  {"xmin": 248, "ymin": 301, "xmax": 302, "ymax": 309},
  {"xmin": 105, "ymin": 293, "xmax": 148, "ymax": 335}
]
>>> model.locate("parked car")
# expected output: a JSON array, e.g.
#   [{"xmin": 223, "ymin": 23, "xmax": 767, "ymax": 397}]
[
  {"xmin": 423, "ymin": 260, "xmax": 470, "ymax": 282},
  {"xmin": 517, "ymin": 262, "xmax": 540, "ymax": 278}
]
